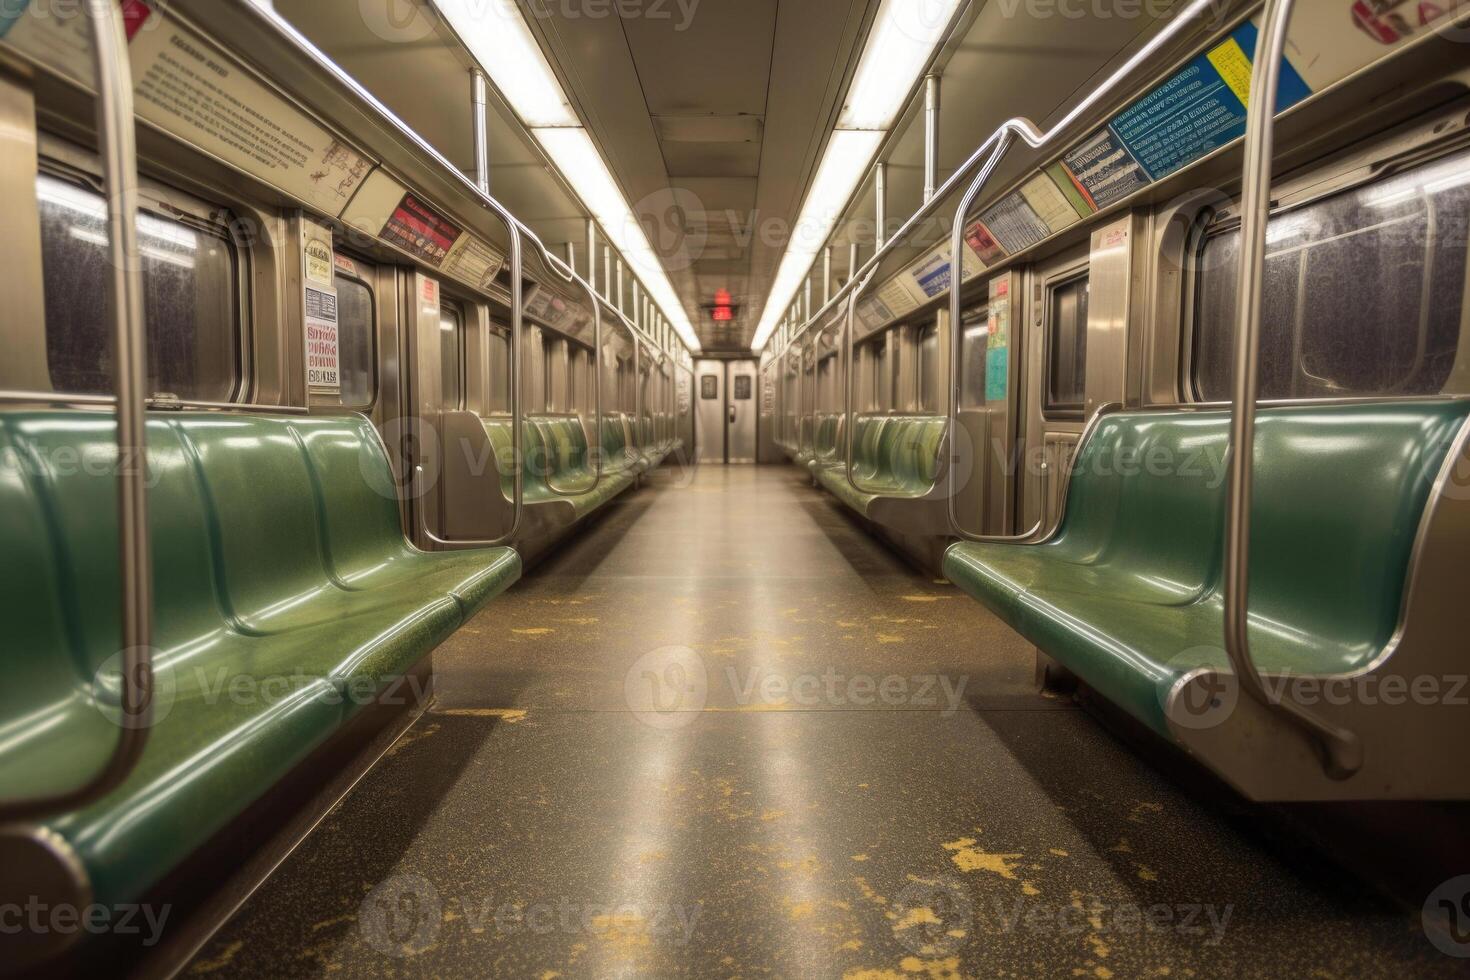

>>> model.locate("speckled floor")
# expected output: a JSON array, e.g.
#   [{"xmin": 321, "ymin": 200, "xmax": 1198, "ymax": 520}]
[{"xmin": 185, "ymin": 465, "xmax": 1459, "ymax": 978}]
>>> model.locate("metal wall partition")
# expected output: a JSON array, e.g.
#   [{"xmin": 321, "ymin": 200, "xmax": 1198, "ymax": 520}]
[
  {"xmin": 0, "ymin": 0, "xmax": 152, "ymax": 821},
  {"xmin": 1223, "ymin": 0, "xmax": 1360, "ymax": 779}
]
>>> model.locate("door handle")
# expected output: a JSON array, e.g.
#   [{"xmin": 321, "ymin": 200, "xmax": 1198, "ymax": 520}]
[{"xmin": 729, "ymin": 406, "xmax": 737, "ymax": 425}]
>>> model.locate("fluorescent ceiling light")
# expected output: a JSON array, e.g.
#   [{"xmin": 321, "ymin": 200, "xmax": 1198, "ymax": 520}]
[
  {"xmin": 839, "ymin": 0, "xmax": 960, "ymax": 130},
  {"xmin": 436, "ymin": 0, "xmax": 578, "ymax": 127},
  {"xmin": 752, "ymin": 130, "xmax": 883, "ymax": 349},
  {"xmin": 751, "ymin": 0, "xmax": 960, "ymax": 351},
  {"xmin": 432, "ymin": 0, "xmax": 700, "ymax": 350},
  {"xmin": 535, "ymin": 128, "xmax": 701, "ymax": 350}
]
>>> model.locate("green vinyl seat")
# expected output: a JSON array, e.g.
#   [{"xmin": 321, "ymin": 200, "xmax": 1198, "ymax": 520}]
[
  {"xmin": 481, "ymin": 415, "xmax": 632, "ymax": 523},
  {"xmin": 943, "ymin": 403, "xmax": 1470, "ymax": 738},
  {"xmin": 808, "ymin": 414, "xmax": 843, "ymax": 477},
  {"xmin": 793, "ymin": 415, "xmax": 816, "ymax": 467},
  {"xmin": 816, "ymin": 415, "xmax": 947, "ymax": 517},
  {"xmin": 0, "ymin": 410, "xmax": 520, "ymax": 910},
  {"xmin": 601, "ymin": 412, "xmax": 642, "ymax": 477}
]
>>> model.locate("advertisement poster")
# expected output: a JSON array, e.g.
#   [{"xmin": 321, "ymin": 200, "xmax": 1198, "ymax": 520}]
[
  {"xmin": 1107, "ymin": 22, "xmax": 1311, "ymax": 181},
  {"xmin": 964, "ymin": 221, "xmax": 1007, "ymax": 266},
  {"xmin": 305, "ymin": 284, "xmax": 340, "ymax": 391},
  {"xmin": 1061, "ymin": 127, "xmax": 1150, "ymax": 211},
  {"xmin": 984, "ymin": 278, "xmax": 1011, "ymax": 403},
  {"xmin": 3, "ymin": 2, "xmax": 374, "ymax": 217},
  {"xmin": 381, "ymin": 193, "xmax": 461, "ymax": 267}
]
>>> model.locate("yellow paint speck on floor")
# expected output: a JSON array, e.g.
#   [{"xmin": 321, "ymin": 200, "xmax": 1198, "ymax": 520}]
[{"xmin": 942, "ymin": 837, "xmax": 1022, "ymax": 880}]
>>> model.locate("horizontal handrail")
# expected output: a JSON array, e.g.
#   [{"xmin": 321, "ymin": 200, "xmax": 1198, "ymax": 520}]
[{"xmin": 1224, "ymin": 0, "xmax": 1361, "ymax": 779}]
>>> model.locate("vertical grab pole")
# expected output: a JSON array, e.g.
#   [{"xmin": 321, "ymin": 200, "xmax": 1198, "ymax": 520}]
[
  {"xmin": 946, "ymin": 134, "xmax": 1013, "ymax": 538},
  {"xmin": 923, "ymin": 73, "xmax": 941, "ymax": 203},
  {"xmin": 471, "ymin": 69, "xmax": 491, "ymax": 195},
  {"xmin": 0, "ymin": 0, "xmax": 152, "ymax": 821},
  {"xmin": 1223, "ymin": 0, "xmax": 1360, "ymax": 778}
]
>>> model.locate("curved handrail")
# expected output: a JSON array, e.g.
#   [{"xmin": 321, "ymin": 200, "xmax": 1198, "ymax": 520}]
[
  {"xmin": 777, "ymin": 0, "xmax": 1231, "ymax": 365},
  {"xmin": 1223, "ymin": 0, "xmax": 1361, "ymax": 779},
  {"xmin": 0, "ymin": 0, "xmax": 152, "ymax": 822},
  {"xmin": 419, "ymin": 219, "xmax": 523, "ymax": 547}
]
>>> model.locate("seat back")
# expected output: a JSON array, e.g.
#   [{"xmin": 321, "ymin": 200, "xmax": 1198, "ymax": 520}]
[
  {"xmin": 535, "ymin": 417, "xmax": 590, "ymax": 480},
  {"xmin": 479, "ymin": 417, "xmax": 552, "ymax": 500},
  {"xmin": 294, "ymin": 415, "xmax": 413, "ymax": 583},
  {"xmin": 1055, "ymin": 403, "xmax": 1470, "ymax": 652},
  {"xmin": 0, "ymin": 409, "xmax": 427, "ymax": 799}
]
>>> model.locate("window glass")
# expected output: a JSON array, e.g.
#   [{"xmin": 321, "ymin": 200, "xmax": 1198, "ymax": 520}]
[
  {"xmin": 487, "ymin": 324, "xmax": 510, "ymax": 413},
  {"xmin": 1192, "ymin": 150, "xmax": 1468, "ymax": 400},
  {"xmin": 334, "ymin": 274, "xmax": 375, "ymax": 407},
  {"xmin": 439, "ymin": 303, "xmax": 464, "ymax": 409},
  {"xmin": 918, "ymin": 322, "xmax": 940, "ymax": 412},
  {"xmin": 960, "ymin": 306, "xmax": 989, "ymax": 409},
  {"xmin": 870, "ymin": 338, "xmax": 891, "ymax": 411},
  {"xmin": 38, "ymin": 173, "xmax": 239, "ymax": 400},
  {"xmin": 1046, "ymin": 274, "xmax": 1090, "ymax": 416}
]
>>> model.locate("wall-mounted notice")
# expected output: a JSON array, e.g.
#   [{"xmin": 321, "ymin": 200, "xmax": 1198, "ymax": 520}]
[
  {"xmin": 1108, "ymin": 22, "xmax": 1311, "ymax": 182},
  {"xmin": 1020, "ymin": 171, "xmax": 1088, "ymax": 234},
  {"xmin": 876, "ymin": 276, "xmax": 925, "ymax": 319},
  {"xmin": 857, "ymin": 296, "xmax": 894, "ymax": 332},
  {"xmin": 984, "ymin": 277, "xmax": 1011, "ymax": 403},
  {"xmin": 964, "ymin": 221, "xmax": 1007, "ymax": 266},
  {"xmin": 382, "ymin": 193, "xmax": 460, "ymax": 267},
  {"xmin": 443, "ymin": 233, "xmax": 504, "ymax": 290},
  {"xmin": 978, "ymin": 191, "xmax": 1054, "ymax": 255},
  {"xmin": 1044, "ymin": 163, "xmax": 1096, "ymax": 219},
  {"xmin": 305, "ymin": 284, "xmax": 340, "ymax": 391},
  {"xmin": 906, "ymin": 241, "xmax": 986, "ymax": 300},
  {"xmin": 1289, "ymin": 0, "xmax": 1464, "ymax": 89},
  {"xmin": 3, "ymin": 3, "xmax": 375, "ymax": 218},
  {"xmin": 1062, "ymin": 128, "xmax": 1150, "ymax": 211}
]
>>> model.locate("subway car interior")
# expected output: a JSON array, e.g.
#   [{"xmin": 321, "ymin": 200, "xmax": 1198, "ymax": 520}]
[{"xmin": 4, "ymin": 0, "xmax": 1470, "ymax": 976}]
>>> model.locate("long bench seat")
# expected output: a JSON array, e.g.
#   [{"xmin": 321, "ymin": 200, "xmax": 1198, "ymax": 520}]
[
  {"xmin": 481, "ymin": 414, "xmax": 636, "ymax": 525},
  {"xmin": 813, "ymin": 414, "xmax": 949, "ymax": 531},
  {"xmin": 943, "ymin": 402, "xmax": 1470, "ymax": 742},
  {"xmin": 0, "ymin": 410, "xmax": 521, "ymax": 912}
]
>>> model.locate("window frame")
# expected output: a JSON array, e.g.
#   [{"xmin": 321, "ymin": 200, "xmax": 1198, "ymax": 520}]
[
  {"xmin": 1042, "ymin": 269, "xmax": 1092, "ymax": 421},
  {"xmin": 438, "ymin": 298, "xmax": 468, "ymax": 412},
  {"xmin": 36, "ymin": 154, "xmax": 253, "ymax": 404},
  {"xmin": 1180, "ymin": 137, "xmax": 1470, "ymax": 405},
  {"xmin": 330, "ymin": 257, "xmax": 379, "ymax": 411}
]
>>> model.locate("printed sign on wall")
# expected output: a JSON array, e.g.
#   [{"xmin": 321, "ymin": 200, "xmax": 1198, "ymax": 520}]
[
  {"xmin": 3, "ymin": 2, "xmax": 375, "ymax": 217},
  {"xmin": 305, "ymin": 285, "xmax": 340, "ymax": 391}
]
